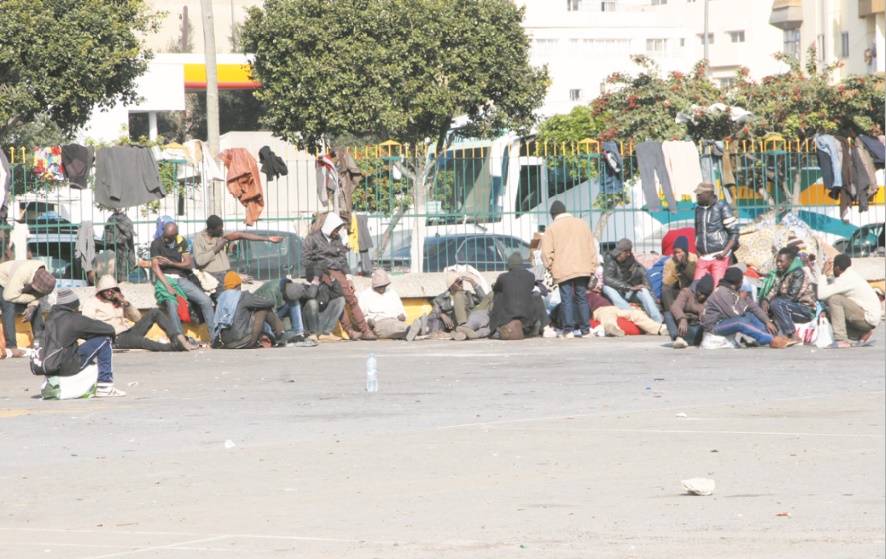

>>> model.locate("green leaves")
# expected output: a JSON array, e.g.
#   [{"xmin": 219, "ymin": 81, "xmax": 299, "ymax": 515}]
[{"xmin": 241, "ymin": 0, "xmax": 548, "ymax": 152}]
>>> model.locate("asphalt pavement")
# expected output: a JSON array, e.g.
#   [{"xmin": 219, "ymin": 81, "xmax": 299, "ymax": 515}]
[{"xmin": 1, "ymin": 330, "xmax": 884, "ymax": 559}]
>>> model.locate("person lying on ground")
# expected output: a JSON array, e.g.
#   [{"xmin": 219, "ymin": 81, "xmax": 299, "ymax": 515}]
[
  {"xmin": 602, "ymin": 238, "xmax": 663, "ymax": 323},
  {"xmin": 703, "ymin": 267, "xmax": 790, "ymax": 349},
  {"xmin": 82, "ymin": 275, "xmax": 193, "ymax": 352},
  {"xmin": 586, "ymin": 287, "xmax": 666, "ymax": 337},
  {"xmin": 664, "ymin": 272, "xmax": 714, "ymax": 349},
  {"xmin": 759, "ymin": 248, "xmax": 816, "ymax": 343},
  {"xmin": 816, "ymin": 254, "xmax": 880, "ymax": 348},
  {"xmin": 357, "ymin": 269, "xmax": 423, "ymax": 340}
]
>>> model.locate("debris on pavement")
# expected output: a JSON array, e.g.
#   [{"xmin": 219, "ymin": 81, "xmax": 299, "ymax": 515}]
[
  {"xmin": 681, "ymin": 477, "xmax": 715, "ymax": 496},
  {"xmin": 224, "ymin": 439, "xmax": 236, "ymax": 449}
]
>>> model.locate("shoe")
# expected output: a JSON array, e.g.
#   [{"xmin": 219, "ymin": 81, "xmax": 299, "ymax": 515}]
[
  {"xmin": 769, "ymin": 336, "xmax": 790, "ymax": 349},
  {"xmin": 784, "ymin": 338, "xmax": 800, "ymax": 347},
  {"xmin": 94, "ymin": 383, "xmax": 127, "ymax": 398},
  {"xmin": 276, "ymin": 331, "xmax": 301, "ymax": 346},
  {"xmin": 451, "ymin": 329, "xmax": 467, "ymax": 341},
  {"xmin": 361, "ymin": 330, "xmax": 378, "ymax": 341},
  {"xmin": 9, "ymin": 348, "xmax": 26, "ymax": 358},
  {"xmin": 456, "ymin": 325, "xmax": 479, "ymax": 340},
  {"xmin": 307, "ymin": 334, "xmax": 319, "ymax": 342},
  {"xmin": 427, "ymin": 330, "xmax": 453, "ymax": 340},
  {"xmin": 658, "ymin": 324, "xmax": 668, "ymax": 336},
  {"xmin": 673, "ymin": 336, "xmax": 688, "ymax": 349},
  {"xmin": 346, "ymin": 330, "xmax": 362, "ymax": 341},
  {"xmin": 557, "ymin": 331, "xmax": 575, "ymax": 340},
  {"xmin": 318, "ymin": 333, "xmax": 342, "ymax": 342},
  {"xmin": 603, "ymin": 323, "xmax": 625, "ymax": 337},
  {"xmin": 406, "ymin": 318, "xmax": 422, "ymax": 341}
]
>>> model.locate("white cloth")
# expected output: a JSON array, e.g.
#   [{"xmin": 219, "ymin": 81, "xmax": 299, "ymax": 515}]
[
  {"xmin": 662, "ymin": 140, "xmax": 704, "ymax": 200},
  {"xmin": 12, "ymin": 221, "xmax": 29, "ymax": 261},
  {"xmin": 816, "ymin": 268, "xmax": 881, "ymax": 326},
  {"xmin": 358, "ymin": 287, "xmax": 406, "ymax": 322}
]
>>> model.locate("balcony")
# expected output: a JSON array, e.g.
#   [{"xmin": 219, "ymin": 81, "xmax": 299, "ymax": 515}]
[
  {"xmin": 769, "ymin": 0, "xmax": 803, "ymax": 30},
  {"xmin": 859, "ymin": 0, "xmax": 885, "ymax": 17}
]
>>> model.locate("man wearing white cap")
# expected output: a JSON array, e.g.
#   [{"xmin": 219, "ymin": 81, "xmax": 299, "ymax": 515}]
[{"xmin": 357, "ymin": 269, "xmax": 423, "ymax": 340}]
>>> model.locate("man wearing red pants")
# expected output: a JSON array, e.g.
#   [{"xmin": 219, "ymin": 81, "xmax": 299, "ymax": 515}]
[
  {"xmin": 302, "ymin": 212, "xmax": 377, "ymax": 340},
  {"xmin": 693, "ymin": 182, "xmax": 739, "ymax": 287}
]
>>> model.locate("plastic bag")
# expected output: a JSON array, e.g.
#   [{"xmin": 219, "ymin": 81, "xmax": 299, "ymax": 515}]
[
  {"xmin": 814, "ymin": 315, "xmax": 834, "ymax": 348},
  {"xmin": 41, "ymin": 365, "xmax": 98, "ymax": 400}
]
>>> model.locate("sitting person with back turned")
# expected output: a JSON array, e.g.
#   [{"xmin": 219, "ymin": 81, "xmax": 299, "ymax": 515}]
[
  {"xmin": 664, "ymin": 272, "xmax": 714, "ymax": 349},
  {"xmin": 302, "ymin": 262, "xmax": 347, "ymax": 342},
  {"xmin": 602, "ymin": 238, "xmax": 663, "ymax": 323},
  {"xmin": 40, "ymin": 289, "xmax": 125, "ymax": 397},
  {"xmin": 759, "ymin": 248, "xmax": 816, "ymax": 342},
  {"xmin": 357, "ymin": 269, "xmax": 423, "ymax": 340},
  {"xmin": 489, "ymin": 252, "xmax": 548, "ymax": 339},
  {"xmin": 82, "ymin": 275, "xmax": 193, "ymax": 352},
  {"xmin": 210, "ymin": 272, "xmax": 296, "ymax": 349},
  {"xmin": 660, "ymin": 235, "xmax": 697, "ymax": 312},
  {"xmin": 816, "ymin": 254, "xmax": 880, "ymax": 348},
  {"xmin": 703, "ymin": 267, "xmax": 790, "ymax": 349},
  {"xmin": 0, "ymin": 260, "xmax": 56, "ymax": 357}
]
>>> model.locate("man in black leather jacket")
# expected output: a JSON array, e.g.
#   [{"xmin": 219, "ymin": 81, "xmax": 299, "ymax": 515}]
[
  {"xmin": 694, "ymin": 182, "xmax": 739, "ymax": 286},
  {"xmin": 760, "ymin": 248, "xmax": 816, "ymax": 342}
]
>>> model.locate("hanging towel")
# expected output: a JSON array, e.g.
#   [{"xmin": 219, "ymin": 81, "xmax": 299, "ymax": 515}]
[
  {"xmin": 634, "ymin": 141, "xmax": 677, "ymax": 214},
  {"xmin": 75, "ymin": 221, "xmax": 95, "ymax": 273},
  {"xmin": 662, "ymin": 140, "xmax": 704, "ymax": 201},
  {"xmin": 258, "ymin": 146, "xmax": 288, "ymax": 181},
  {"xmin": 219, "ymin": 148, "xmax": 265, "ymax": 226},
  {"xmin": 94, "ymin": 146, "xmax": 165, "ymax": 208},
  {"xmin": 61, "ymin": 144, "xmax": 95, "ymax": 189}
]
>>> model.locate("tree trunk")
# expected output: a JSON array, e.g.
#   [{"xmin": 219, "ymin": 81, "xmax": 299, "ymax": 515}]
[{"xmin": 593, "ymin": 209, "xmax": 612, "ymax": 241}]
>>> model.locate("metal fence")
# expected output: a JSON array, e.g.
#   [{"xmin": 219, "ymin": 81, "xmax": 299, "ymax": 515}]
[{"xmin": 3, "ymin": 138, "xmax": 883, "ymax": 287}]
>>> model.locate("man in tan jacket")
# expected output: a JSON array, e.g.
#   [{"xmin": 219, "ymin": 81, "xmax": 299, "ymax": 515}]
[
  {"xmin": 0, "ymin": 260, "xmax": 56, "ymax": 357},
  {"xmin": 541, "ymin": 201, "xmax": 598, "ymax": 339},
  {"xmin": 82, "ymin": 275, "xmax": 192, "ymax": 352}
]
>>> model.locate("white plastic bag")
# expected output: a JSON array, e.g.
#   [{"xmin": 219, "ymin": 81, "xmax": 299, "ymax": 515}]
[
  {"xmin": 700, "ymin": 331, "xmax": 739, "ymax": 350},
  {"xmin": 41, "ymin": 365, "xmax": 98, "ymax": 400},
  {"xmin": 814, "ymin": 316, "xmax": 834, "ymax": 348}
]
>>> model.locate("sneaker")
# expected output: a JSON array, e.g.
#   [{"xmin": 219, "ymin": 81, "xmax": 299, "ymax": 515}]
[
  {"xmin": 276, "ymin": 331, "xmax": 301, "ymax": 346},
  {"xmin": 657, "ymin": 324, "xmax": 668, "ymax": 336},
  {"xmin": 456, "ymin": 325, "xmax": 479, "ymax": 340},
  {"xmin": 426, "ymin": 330, "xmax": 453, "ymax": 340},
  {"xmin": 346, "ymin": 330, "xmax": 362, "ymax": 341},
  {"xmin": 673, "ymin": 336, "xmax": 688, "ymax": 349},
  {"xmin": 769, "ymin": 336, "xmax": 790, "ymax": 349},
  {"xmin": 603, "ymin": 323, "xmax": 625, "ymax": 337},
  {"xmin": 451, "ymin": 329, "xmax": 467, "ymax": 341},
  {"xmin": 406, "ymin": 318, "xmax": 422, "ymax": 342},
  {"xmin": 557, "ymin": 331, "xmax": 575, "ymax": 340},
  {"xmin": 318, "ymin": 333, "xmax": 342, "ymax": 342},
  {"xmin": 94, "ymin": 384, "xmax": 127, "ymax": 398}
]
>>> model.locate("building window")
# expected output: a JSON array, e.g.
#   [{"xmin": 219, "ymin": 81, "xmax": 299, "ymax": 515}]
[
  {"xmin": 841, "ymin": 32, "xmax": 850, "ymax": 58},
  {"xmin": 646, "ymin": 38, "xmax": 668, "ymax": 56},
  {"xmin": 533, "ymin": 39, "xmax": 559, "ymax": 57},
  {"xmin": 567, "ymin": 0, "xmax": 591, "ymax": 11},
  {"xmin": 680, "ymin": 38, "xmax": 685, "ymax": 47},
  {"xmin": 569, "ymin": 89, "xmax": 583, "ymax": 102},
  {"xmin": 601, "ymin": 1, "xmax": 616, "ymax": 11},
  {"xmin": 697, "ymin": 33, "xmax": 714, "ymax": 45},
  {"xmin": 719, "ymin": 77, "xmax": 735, "ymax": 88},
  {"xmin": 783, "ymin": 28, "xmax": 800, "ymax": 59},
  {"xmin": 651, "ymin": 0, "xmax": 667, "ymax": 4},
  {"xmin": 569, "ymin": 38, "xmax": 630, "ymax": 57},
  {"xmin": 728, "ymin": 31, "xmax": 745, "ymax": 43}
]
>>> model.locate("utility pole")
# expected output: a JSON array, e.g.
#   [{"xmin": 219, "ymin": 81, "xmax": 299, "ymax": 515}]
[
  {"xmin": 181, "ymin": 6, "xmax": 189, "ymax": 52},
  {"xmin": 201, "ymin": 0, "xmax": 222, "ymax": 214},
  {"xmin": 703, "ymin": 0, "xmax": 710, "ymax": 78}
]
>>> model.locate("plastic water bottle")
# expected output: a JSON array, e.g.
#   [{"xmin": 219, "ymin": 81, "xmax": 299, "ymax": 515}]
[{"xmin": 365, "ymin": 353, "xmax": 378, "ymax": 392}]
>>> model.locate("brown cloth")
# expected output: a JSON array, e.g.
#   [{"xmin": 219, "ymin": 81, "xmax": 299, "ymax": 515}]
[
  {"xmin": 834, "ymin": 135, "xmax": 855, "ymax": 222},
  {"xmin": 721, "ymin": 140, "xmax": 738, "ymax": 188},
  {"xmin": 331, "ymin": 147, "xmax": 362, "ymax": 216},
  {"xmin": 852, "ymin": 140, "xmax": 877, "ymax": 212},
  {"xmin": 219, "ymin": 149, "xmax": 265, "ymax": 226}
]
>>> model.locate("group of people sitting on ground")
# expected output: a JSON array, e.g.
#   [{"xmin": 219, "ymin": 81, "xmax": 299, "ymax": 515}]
[{"xmin": 0, "ymin": 181, "xmax": 882, "ymax": 398}]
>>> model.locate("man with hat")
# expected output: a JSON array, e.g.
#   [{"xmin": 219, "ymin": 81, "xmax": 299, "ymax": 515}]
[
  {"xmin": 428, "ymin": 270, "xmax": 491, "ymax": 338},
  {"xmin": 82, "ymin": 275, "xmax": 192, "ymax": 352},
  {"xmin": 602, "ymin": 238, "xmax": 663, "ymax": 323},
  {"xmin": 694, "ymin": 182, "xmax": 739, "ymax": 286},
  {"xmin": 192, "ymin": 214, "xmax": 283, "ymax": 286},
  {"xmin": 540, "ymin": 201, "xmax": 598, "ymax": 339},
  {"xmin": 661, "ymin": 235, "xmax": 697, "ymax": 312},
  {"xmin": 40, "ymin": 289, "xmax": 125, "ymax": 397},
  {"xmin": 703, "ymin": 266, "xmax": 790, "ymax": 348},
  {"xmin": 664, "ymin": 272, "xmax": 714, "ymax": 348},
  {"xmin": 0, "ymin": 260, "xmax": 56, "ymax": 357},
  {"xmin": 357, "ymin": 269, "xmax": 423, "ymax": 340},
  {"xmin": 209, "ymin": 271, "xmax": 295, "ymax": 349}
]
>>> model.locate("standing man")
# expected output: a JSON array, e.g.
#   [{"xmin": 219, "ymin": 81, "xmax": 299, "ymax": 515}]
[
  {"xmin": 703, "ymin": 267, "xmax": 790, "ymax": 348},
  {"xmin": 602, "ymin": 238, "xmax": 663, "ymax": 323},
  {"xmin": 541, "ymin": 201, "xmax": 597, "ymax": 339},
  {"xmin": 192, "ymin": 215, "xmax": 284, "ymax": 286},
  {"xmin": 760, "ymin": 248, "xmax": 816, "ymax": 341},
  {"xmin": 301, "ymin": 213, "xmax": 376, "ymax": 340},
  {"xmin": 661, "ymin": 235, "xmax": 697, "ymax": 311},
  {"xmin": 694, "ymin": 182, "xmax": 739, "ymax": 286},
  {"xmin": 817, "ymin": 254, "xmax": 880, "ymax": 348},
  {"xmin": 0, "ymin": 260, "xmax": 56, "ymax": 357},
  {"xmin": 150, "ymin": 221, "xmax": 215, "ymax": 336}
]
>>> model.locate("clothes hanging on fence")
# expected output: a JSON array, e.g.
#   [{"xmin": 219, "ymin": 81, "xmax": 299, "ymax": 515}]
[
  {"xmin": 859, "ymin": 135, "xmax": 885, "ymax": 167},
  {"xmin": 218, "ymin": 148, "xmax": 265, "ymax": 226},
  {"xmin": 600, "ymin": 141, "xmax": 623, "ymax": 195},
  {"xmin": 60, "ymin": 144, "xmax": 94, "ymax": 190},
  {"xmin": 258, "ymin": 146, "xmax": 288, "ymax": 182},
  {"xmin": 94, "ymin": 146, "xmax": 165, "ymax": 209},
  {"xmin": 834, "ymin": 135, "xmax": 855, "ymax": 222},
  {"xmin": 75, "ymin": 221, "xmax": 96, "ymax": 274},
  {"xmin": 316, "ymin": 154, "xmax": 339, "ymax": 211},
  {"xmin": 331, "ymin": 146, "xmax": 362, "ymax": 216},
  {"xmin": 33, "ymin": 146, "xmax": 65, "ymax": 181},
  {"xmin": 12, "ymin": 221, "xmax": 29, "ymax": 261},
  {"xmin": 356, "ymin": 213, "xmax": 374, "ymax": 274},
  {"xmin": 183, "ymin": 140, "xmax": 225, "ymax": 181},
  {"xmin": 815, "ymin": 134, "xmax": 843, "ymax": 193},
  {"xmin": 103, "ymin": 212, "xmax": 136, "ymax": 282},
  {"xmin": 699, "ymin": 139, "xmax": 724, "ymax": 185},
  {"xmin": 720, "ymin": 140, "xmax": 738, "ymax": 188},
  {"xmin": 853, "ymin": 139, "xmax": 879, "ymax": 208},
  {"xmin": 634, "ymin": 140, "xmax": 677, "ymax": 214},
  {"xmin": 662, "ymin": 140, "xmax": 704, "ymax": 200},
  {"xmin": 0, "ymin": 150, "xmax": 10, "ymax": 223}
]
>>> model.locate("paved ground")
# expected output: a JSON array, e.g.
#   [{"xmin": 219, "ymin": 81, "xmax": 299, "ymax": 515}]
[{"xmin": 0, "ymin": 330, "xmax": 884, "ymax": 559}]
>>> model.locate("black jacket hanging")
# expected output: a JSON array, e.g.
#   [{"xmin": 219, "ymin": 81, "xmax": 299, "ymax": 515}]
[{"xmin": 259, "ymin": 146, "xmax": 288, "ymax": 181}]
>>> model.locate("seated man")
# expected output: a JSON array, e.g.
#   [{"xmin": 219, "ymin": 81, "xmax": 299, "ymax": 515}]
[
  {"xmin": 210, "ymin": 272, "xmax": 295, "ymax": 349},
  {"xmin": 302, "ymin": 263, "xmax": 347, "ymax": 342},
  {"xmin": 254, "ymin": 278, "xmax": 307, "ymax": 340},
  {"xmin": 703, "ymin": 267, "xmax": 790, "ymax": 349},
  {"xmin": 39, "ymin": 289, "xmax": 124, "ymax": 397},
  {"xmin": 664, "ymin": 273, "xmax": 714, "ymax": 349},
  {"xmin": 150, "ymin": 222, "xmax": 215, "ymax": 336},
  {"xmin": 602, "ymin": 238, "xmax": 663, "ymax": 323},
  {"xmin": 357, "ymin": 269, "xmax": 422, "ymax": 340},
  {"xmin": 0, "ymin": 260, "xmax": 56, "ymax": 357},
  {"xmin": 82, "ymin": 275, "xmax": 192, "ymax": 352},
  {"xmin": 661, "ymin": 235, "xmax": 697, "ymax": 312},
  {"xmin": 192, "ymin": 214, "xmax": 284, "ymax": 286},
  {"xmin": 760, "ymin": 248, "xmax": 816, "ymax": 342},
  {"xmin": 429, "ymin": 271, "xmax": 493, "ymax": 340},
  {"xmin": 816, "ymin": 254, "xmax": 880, "ymax": 348},
  {"xmin": 489, "ymin": 252, "xmax": 548, "ymax": 339},
  {"xmin": 587, "ymin": 288, "xmax": 665, "ymax": 337}
]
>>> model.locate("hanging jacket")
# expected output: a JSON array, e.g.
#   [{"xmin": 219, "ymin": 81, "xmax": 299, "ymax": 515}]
[
  {"xmin": 61, "ymin": 144, "xmax": 95, "ymax": 189},
  {"xmin": 694, "ymin": 199, "xmax": 739, "ymax": 256},
  {"xmin": 600, "ymin": 141, "xmax": 623, "ymax": 195},
  {"xmin": 859, "ymin": 135, "xmax": 885, "ymax": 167},
  {"xmin": 316, "ymin": 154, "xmax": 339, "ymax": 209},
  {"xmin": 851, "ymin": 142, "xmax": 874, "ymax": 212},
  {"xmin": 94, "ymin": 146, "xmax": 165, "ymax": 208},
  {"xmin": 218, "ymin": 148, "xmax": 265, "ymax": 225},
  {"xmin": 75, "ymin": 221, "xmax": 95, "ymax": 273},
  {"xmin": 258, "ymin": 146, "xmax": 288, "ymax": 181},
  {"xmin": 331, "ymin": 146, "xmax": 362, "ymax": 215},
  {"xmin": 38, "ymin": 304, "xmax": 115, "ymax": 377},
  {"xmin": 103, "ymin": 212, "xmax": 136, "ymax": 280}
]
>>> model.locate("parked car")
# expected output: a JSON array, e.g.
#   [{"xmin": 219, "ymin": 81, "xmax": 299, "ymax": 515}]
[
  {"xmin": 186, "ymin": 230, "xmax": 304, "ymax": 281},
  {"xmin": 376, "ymin": 233, "xmax": 532, "ymax": 273},
  {"xmin": 27, "ymin": 233, "xmax": 106, "ymax": 288},
  {"xmin": 837, "ymin": 222, "xmax": 885, "ymax": 258}
]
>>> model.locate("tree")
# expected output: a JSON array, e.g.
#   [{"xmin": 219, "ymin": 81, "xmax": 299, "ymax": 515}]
[
  {"xmin": 0, "ymin": 0, "xmax": 161, "ymax": 144},
  {"xmin": 242, "ymin": 0, "xmax": 548, "ymax": 269}
]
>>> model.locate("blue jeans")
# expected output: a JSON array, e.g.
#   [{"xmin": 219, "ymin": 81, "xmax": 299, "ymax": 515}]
[
  {"xmin": 663, "ymin": 311, "xmax": 703, "ymax": 345},
  {"xmin": 602, "ymin": 286, "xmax": 663, "ymax": 323},
  {"xmin": 163, "ymin": 276, "xmax": 215, "ymax": 336},
  {"xmin": 277, "ymin": 301, "xmax": 305, "ymax": 335},
  {"xmin": 769, "ymin": 297, "xmax": 812, "ymax": 335},
  {"xmin": 559, "ymin": 277, "xmax": 590, "ymax": 335},
  {"xmin": 77, "ymin": 336, "xmax": 114, "ymax": 384},
  {"xmin": 711, "ymin": 315, "xmax": 773, "ymax": 345}
]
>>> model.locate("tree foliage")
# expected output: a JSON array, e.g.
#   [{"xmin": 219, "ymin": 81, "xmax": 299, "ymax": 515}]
[
  {"xmin": 241, "ymin": 0, "xmax": 549, "ymax": 153},
  {"xmin": 0, "ymin": 0, "xmax": 161, "ymax": 144}
]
